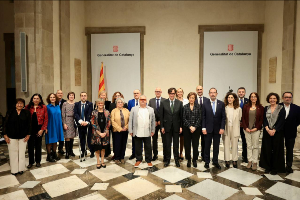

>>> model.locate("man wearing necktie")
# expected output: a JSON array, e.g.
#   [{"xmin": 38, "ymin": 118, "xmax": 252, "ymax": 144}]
[
  {"xmin": 202, "ymin": 88, "xmax": 226, "ymax": 169},
  {"xmin": 74, "ymin": 92, "xmax": 94, "ymax": 158},
  {"xmin": 128, "ymin": 89, "xmax": 141, "ymax": 160},
  {"xmin": 160, "ymin": 88, "xmax": 183, "ymax": 167},
  {"xmin": 195, "ymin": 85, "xmax": 209, "ymax": 161},
  {"xmin": 237, "ymin": 87, "xmax": 249, "ymax": 163},
  {"xmin": 148, "ymin": 87, "xmax": 166, "ymax": 161}
]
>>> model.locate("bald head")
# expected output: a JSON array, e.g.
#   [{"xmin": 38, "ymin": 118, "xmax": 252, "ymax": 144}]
[
  {"xmin": 133, "ymin": 89, "xmax": 141, "ymax": 100},
  {"xmin": 196, "ymin": 85, "xmax": 203, "ymax": 97},
  {"xmin": 155, "ymin": 87, "xmax": 162, "ymax": 98}
]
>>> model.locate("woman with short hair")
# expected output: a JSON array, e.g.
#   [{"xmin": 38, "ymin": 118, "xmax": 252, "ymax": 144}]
[
  {"xmin": 45, "ymin": 93, "xmax": 64, "ymax": 162},
  {"xmin": 25, "ymin": 94, "xmax": 48, "ymax": 168},
  {"xmin": 91, "ymin": 98, "xmax": 111, "ymax": 169},
  {"xmin": 111, "ymin": 98, "xmax": 130, "ymax": 164},
  {"xmin": 3, "ymin": 98, "xmax": 31, "ymax": 175},
  {"xmin": 260, "ymin": 93, "xmax": 286, "ymax": 175},
  {"xmin": 62, "ymin": 92, "xmax": 77, "ymax": 159}
]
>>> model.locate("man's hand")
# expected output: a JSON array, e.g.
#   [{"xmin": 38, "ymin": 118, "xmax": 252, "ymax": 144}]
[
  {"xmin": 158, "ymin": 121, "xmax": 161, "ymax": 125},
  {"xmin": 202, "ymin": 130, "xmax": 207, "ymax": 135},
  {"xmin": 81, "ymin": 122, "xmax": 88, "ymax": 126},
  {"xmin": 161, "ymin": 128, "xmax": 165, "ymax": 134},
  {"xmin": 219, "ymin": 129, "xmax": 224, "ymax": 135},
  {"xmin": 24, "ymin": 135, "xmax": 30, "ymax": 142},
  {"xmin": 4, "ymin": 136, "xmax": 10, "ymax": 144},
  {"xmin": 179, "ymin": 127, "xmax": 182, "ymax": 134},
  {"xmin": 151, "ymin": 132, "xmax": 154, "ymax": 137}
]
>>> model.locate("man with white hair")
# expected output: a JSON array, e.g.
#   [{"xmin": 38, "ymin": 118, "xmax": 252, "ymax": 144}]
[{"xmin": 129, "ymin": 95, "xmax": 155, "ymax": 167}]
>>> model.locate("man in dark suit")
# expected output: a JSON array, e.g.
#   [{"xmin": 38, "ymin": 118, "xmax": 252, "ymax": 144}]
[
  {"xmin": 127, "ymin": 89, "xmax": 141, "ymax": 160},
  {"xmin": 202, "ymin": 88, "xmax": 226, "ymax": 169},
  {"xmin": 74, "ymin": 92, "xmax": 94, "ymax": 158},
  {"xmin": 160, "ymin": 88, "xmax": 183, "ymax": 167},
  {"xmin": 195, "ymin": 85, "xmax": 209, "ymax": 161},
  {"xmin": 237, "ymin": 87, "xmax": 249, "ymax": 163},
  {"xmin": 148, "ymin": 87, "xmax": 166, "ymax": 161},
  {"xmin": 280, "ymin": 92, "xmax": 300, "ymax": 174},
  {"xmin": 56, "ymin": 90, "xmax": 66, "ymax": 155}
]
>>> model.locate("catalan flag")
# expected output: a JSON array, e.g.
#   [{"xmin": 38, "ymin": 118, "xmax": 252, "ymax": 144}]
[{"xmin": 98, "ymin": 62, "xmax": 105, "ymax": 97}]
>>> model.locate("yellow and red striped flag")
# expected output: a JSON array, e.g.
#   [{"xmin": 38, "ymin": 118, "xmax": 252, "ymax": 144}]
[{"xmin": 98, "ymin": 62, "xmax": 105, "ymax": 97}]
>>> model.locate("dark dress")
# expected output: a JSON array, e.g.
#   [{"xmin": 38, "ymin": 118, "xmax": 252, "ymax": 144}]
[
  {"xmin": 93, "ymin": 112, "xmax": 107, "ymax": 151},
  {"xmin": 259, "ymin": 105, "xmax": 286, "ymax": 173}
]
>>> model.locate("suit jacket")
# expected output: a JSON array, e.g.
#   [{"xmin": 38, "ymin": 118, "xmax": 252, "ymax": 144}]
[
  {"xmin": 224, "ymin": 106, "xmax": 242, "ymax": 137},
  {"xmin": 160, "ymin": 99, "xmax": 183, "ymax": 133},
  {"xmin": 59, "ymin": 99, "xmax": 66, "ymax": 110},
  {"xmin": 202, "ymin": 99, "xmax": 226, "ymax": 134},
  {"xmin": 148, "ymin": 97, "xmax": 166, "ymax": 122},
  {"xmin": 74, "ymin": 101, "xmax": 93, "ymax": 126},
  {"xmin": 128, "ymin": 106, "xmax": 156, "ymax": 137},
  {"xmin": 279, "ymin": 103, "xmax": 300, "ymax": 139},
  {"xmin": 195, "ymin": 96, "xmax": 209, "ymax": 106},
  {"xmin": 240, "ymin": 98, "xmax": 249, "ymax": 109},
  {"xmin": 128, "ymin": 99, "xmax": 139, "ymax": 111}
]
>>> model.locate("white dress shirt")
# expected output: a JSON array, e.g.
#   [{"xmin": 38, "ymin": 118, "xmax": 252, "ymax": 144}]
[
  {"xmin": 284, "ymin": 104, "xmax": 290, "ymax": 119},
  {"xmin": 78, "ymin": 101, "xmax": 89, "ymax": 125},
  {"xmin": 137, "ymin": 107, "xmax": 150, "ymax": 137},
  {"xmin": 197, "ymin": 95, "xmax": 203, "ymax": 105},
  {"xmin": 210, "ymin": 99, "xmax": 217, "ymax": 111},
  {"xmin": 169, "ymin": 98, "xmax": 175, "ymax": 107}
]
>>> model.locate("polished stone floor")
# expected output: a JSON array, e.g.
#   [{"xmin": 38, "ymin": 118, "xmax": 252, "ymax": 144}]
[{"xmin": 0, "ymin": 134, "xmax": 300, "ymax": 200}]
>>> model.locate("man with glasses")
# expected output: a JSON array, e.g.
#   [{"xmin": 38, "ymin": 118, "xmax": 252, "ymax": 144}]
[
  {"xmin": 148, "ymin": 88, "xmax": 166, "ymax": 161},
  {"xmin": 128, "ymin": 89, "xmax": 141, "ymax": 160},
  {"xmin": 160, "ymin": 88, "xmax": 183, "ymax": 167},
  {"xmin": 129, "ymin": 95, "xmax": 155, "ymax": 168},
  {"xmin": 195, "ymin": 85, "xmax": 209, "ymax": 161},
  {"xmin": 280, "ymin": 92, "xmax": 300, "ymax": 173}
]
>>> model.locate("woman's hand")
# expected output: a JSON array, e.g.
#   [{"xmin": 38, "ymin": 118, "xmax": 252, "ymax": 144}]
[
  {"xmin": 37, "ymin": 130, "xmax": 43, "ymax": 137},
  {"xmin": 96, "ymin": 130, "xmax": 101, "ymax": 136},
  {"xmin": 45, "ymin": 129, "xmax": 48, "ymax": 134},
  {"xmin": 246, "ymin": 128, "xmax": 251, "ymax": 133},
  {"xmin": 100, "ymin": 133, "xmax": 106, "ymax": 138},
  {"xmin": 24, "ymin": 135, "xmax": 30, "ymax": 142},
  {"xmin": 4, "ymin": 135, "xmax": 10, "ymax": 144},
  {"xmin": 63, "ymin": 124, "xmax": 68, "ymax": 130},
  {"xmin": 250, "ymin": 128, "xmax": 258, "ymax": 132}
]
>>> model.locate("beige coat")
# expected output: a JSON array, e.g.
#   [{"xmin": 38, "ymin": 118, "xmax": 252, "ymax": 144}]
[{"xmin": 224, "ymin": 106, "xmax": 242, "ymax": 137}]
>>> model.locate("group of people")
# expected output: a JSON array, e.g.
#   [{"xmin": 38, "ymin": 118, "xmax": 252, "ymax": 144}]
[{"xmin": 3, "ymin": 86, "xmax": 300, "ymax": 176}]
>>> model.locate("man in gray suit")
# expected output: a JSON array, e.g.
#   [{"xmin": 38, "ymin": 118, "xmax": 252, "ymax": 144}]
[
  {"xmin": 148, "ymin": 87, "xmax": 166, "ymax": 161},
  {"xmin": 129, "ymin": 95, "xmax": 156, "ymax": 168}
]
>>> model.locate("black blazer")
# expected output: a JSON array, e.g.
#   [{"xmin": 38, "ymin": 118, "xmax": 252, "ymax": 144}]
[
  {"xmin": 263, "ymin": 105, "xmax": 286, "ymax": 132},
  {"xmin": 202, "ymin": 99, "xmax": 226, "ymax": 134},
  {"xmin": 160, "ymin": 99, "xmax": 183, "ymax": 133},
  {"xmin": 148, "ymin": 97, "xmax": 166, "ymax": 122},
  {"xmin": 279, "ymin": 103, "xmax": 300, "ymax": 139},
  {"xmin": 59, "ymin": 99, "xmax": 66, "ymax": 110},
  {"xmin": 74, "ymin": 101, "xmax": 93, "ymax": 126}
]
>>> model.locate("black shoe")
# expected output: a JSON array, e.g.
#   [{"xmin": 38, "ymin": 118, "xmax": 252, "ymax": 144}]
[
  {"xmin": 286, "ymin": 166, "xmax": 294, "ymax": 174},
  {"xmin": 152, "ymin": 156, "xmax": 158, "ymax": 161},
  {"xmin": 187, "ymin": 160, "xmax": 191, "ymax": 168},
  {"xmin": 270, "ymin": 171, "xmax": 277, "ymax": 175},
  {"xmin": 18, "ymin": 171, "xmax": 23, "ymax": 175},
  {"xmin": 179, "ymin": 156, "xmax": 184, "ymax": 160},
  {"xmin": 27, "ymin": 164, "xmax": 33, "ymax": 169},
  {"xmin": 193, "ymin": 160, "xmax": 197, "ymax": 168},
  {"xmin": 52, "ymin": 152, "xmax": 60, "ymax": 161},
  {"xmin": 58, "ymin": 149, "xmax": 65, "ymax": 155},
  {"xmin": 129, "ymin": 155, "xmax": 135, "ymax": 160},
  {"xmin": 96, "ymin": 164, "xmax": 101, "ymax": 169},
  {"xmin": 265, "ymin": 169, "xmax": 270, "ymax": 174},
  {"xmin": 233, "ymin": 161, "xmax": 237, "ymax": 168},
  {"xmin": 36, "ymin": 163, "xmax": 41, "ymax": 167},
  {"xmin": 11, "ymin": 173, "xmax": 18, "ymax": 176},
  {"xmin": 204, "ymin": 163, "xmax": 209, "ymax": 169},
  {"xmin": 90, "ymin": 152, "xmax": 95, "ymax": 158},
  {"xmin": 101, "ymin": 164, "xmax": 106, "ymax": 168},
  {"xmin": 225, "ymin": 161, "xmax": 230, "ymax": 168},
  {"xmin": 175, "ymin": 160, "xmax": 180, "ymax": 167},
  {"xmin": 164, "ymin": 160, "xmax": 170, "ymax": 167},
  {"xmin": 213, "ymin": 162, "xmax": 221, "ymax": 169},
  {"xmin": 48, "ymin": 154, "xmax": 56, "ymax": 162}
]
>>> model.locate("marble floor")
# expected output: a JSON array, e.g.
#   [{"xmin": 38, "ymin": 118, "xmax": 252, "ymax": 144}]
[{"xmin": 0, "ymin": 135, "xmax": 300, "ymax": 200}]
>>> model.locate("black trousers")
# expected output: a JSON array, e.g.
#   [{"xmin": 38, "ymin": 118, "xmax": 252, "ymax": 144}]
[
  {"xmin": 152, "ymin": 125, "xmax": 162, "ymax": 157},
  {"xmin": 165, "ymin": 126, "xmax": 179, "ymax": 161},
  {"xmin": 200, "ymin": 130, "xmax": 205, "ymax": 158},
  {"xmin": 113, "ymin": 131, "xmax": 128, "ymax": 160},
  {"xmin": 240, "ymin": 127, "xmax": 247, "ymax": 159},
  {"xmin": 285, "ymin": 137, "xmax": 295, "ymax": 168},
  {"xmin": 78, "ymin": 126, "xmax": 94, "ymax": 153},
  {"xmin": 105, "ymin": 128, "xmax": 112, "ymax": 157},
  {"xmin": 28, "ymin": 133, "xmax": 43, "ymax": 164},
  {"xmin": 135, "ymin": 136, "xmax": 152, "ymax": 163},
  {"xmin": 204, "ymin": 131, "xmax": 221, "ymax": 164},
  {"xmin": 183, "ymin": 126, "xmax": 200, "ymax": 161}
]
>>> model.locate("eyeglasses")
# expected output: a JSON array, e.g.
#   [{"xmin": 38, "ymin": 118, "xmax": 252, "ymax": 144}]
[
  {"xmin": 134, "ymin": 93, "xmax": 140, "ymax": 95},
  {"xmin": 284, "ymin": 97, "xmax": 292, "ymax": 99},
  {"xmin": 140, "ymin": 99, "xmax": 147, "ymax": 101},
  {"xmin": 155, "ymin": 91, "xmax": 161, "ymax": 93},
  {"xmin": 16, "ymin": 103, "xmax": 24, "ymax": 105},
  {"xmin": 169, "ymin": 93, "xmax": 175, "ymax": 95}
]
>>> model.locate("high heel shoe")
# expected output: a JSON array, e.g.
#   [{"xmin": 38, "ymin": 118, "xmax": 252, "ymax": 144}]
[
  {"xmin": 101, "ymin": 164, "xmax": 106, "ymax": 168},
  {"xmin": 96, "ymin": 163, "xmax": 102, "ymax": 169}
]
